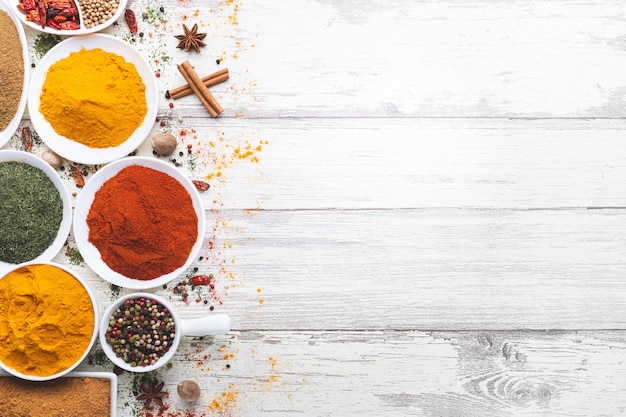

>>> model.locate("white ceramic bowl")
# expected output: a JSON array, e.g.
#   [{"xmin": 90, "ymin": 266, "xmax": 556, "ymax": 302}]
[
  {"xmin": 28, "ymin": 34, "xmax": 158, "ymax": 165},
  {"xmin": 0, "ymin": 0, "xmax": 29, "ymax": 148},
  {"xmin": 100, "ymin": 293, "xmax": 230, "ymax": 373},
  {"xmin": 0, "ymin": 262, "xmax": 100, "ymax": 381},
  {"xmin": 73, "ymin": 157, "xmax": 206, "ymax": 289},
  {"xmin": 0, "ymin": 150, "xmax": 72, "ymax": 275},
  {"xmin": 8, "ymin": 0, "xmax": 127, "ymax": 35}
]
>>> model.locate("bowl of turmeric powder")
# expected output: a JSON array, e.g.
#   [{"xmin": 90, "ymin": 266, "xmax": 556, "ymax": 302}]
[
  {"xmin": 27, "ymin": 34, "xmax": 158, "ymax": 165},
  {"xmin": 0, "ymin": 262, "xmax": 99, "ymax": 381}
]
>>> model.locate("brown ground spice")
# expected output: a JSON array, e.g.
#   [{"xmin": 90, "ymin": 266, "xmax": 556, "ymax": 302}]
[
  {"xmin": 0, "ymin": 376, "xmax": 111, "ymax": 416},
  {"xmin": 0, "ymin": 10, "xmax": 24, "ymax": 132}
]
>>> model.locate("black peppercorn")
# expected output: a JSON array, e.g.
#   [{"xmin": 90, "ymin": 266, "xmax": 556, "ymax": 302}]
[
  {"xmin": 165, "ymin": 91, "xmax": 171, "ymax": 99},
  {"xmin": 159, "ymin": 6, "xmax": 164, "ymax": 12}
]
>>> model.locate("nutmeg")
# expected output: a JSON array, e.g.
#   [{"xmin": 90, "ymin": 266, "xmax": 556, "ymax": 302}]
[
  {"xmin": 177, "ymin": 380, "xmax": 201, "ymax": 403},
  {"xmin": 41, "ymin": 150, "xmax": 63, "ymax": 170},
  {"xmin": 151, "ymin": 133, "xmax": 177, "ymax": 155}
]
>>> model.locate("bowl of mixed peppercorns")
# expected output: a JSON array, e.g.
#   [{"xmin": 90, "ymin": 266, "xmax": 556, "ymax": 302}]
[{"xmin": 99, "ymin": 293, "xmax": 230, "ymax": 372}]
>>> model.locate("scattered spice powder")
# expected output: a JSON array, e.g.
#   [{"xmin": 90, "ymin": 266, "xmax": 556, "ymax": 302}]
[
  {"xmin": 142, "ymin": 404, "xmax": 210, "ymax": 417},
  {"xmin": 0, "ymin": 10, "xmax": 24, "ymax": 132},
  {"xmin": 0, "ymin": 376, "xmax": 111, "ymax": 417},
  {"xmin": 204, "ymin": 137, "xmax": 267, "ymax": 181},
  {"xmin": 209, "ymin": 391, "xmax": 238, "ymax": 412}
]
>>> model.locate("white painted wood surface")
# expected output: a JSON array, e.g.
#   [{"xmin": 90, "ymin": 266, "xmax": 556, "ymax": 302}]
[{"xmin": 4, "ymin": 0, "xmax": 626, "ymax": 415}]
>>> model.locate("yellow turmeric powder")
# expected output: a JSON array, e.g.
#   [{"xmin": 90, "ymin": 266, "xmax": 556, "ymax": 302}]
[
  {"xmin": 39, "ymin": 47, "xmax": 147, "ymax": 148},
  {"xmin": 0, "ymin": 264, "xmax": 95, "ymax": 377}
]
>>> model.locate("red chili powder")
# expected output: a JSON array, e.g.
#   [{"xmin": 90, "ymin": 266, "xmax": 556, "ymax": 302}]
[{"xmin": 87, "ymin": 165, "xmax": 198, "ymax": 280}]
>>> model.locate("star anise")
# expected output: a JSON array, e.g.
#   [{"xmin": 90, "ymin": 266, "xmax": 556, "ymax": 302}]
[
  {"xmin": 136, "ymin": 378, "xmax": 168, "ymax": 408},
  {"xmin": 175, "ymin": 23, "xmax": 207, "ymax": 53}
]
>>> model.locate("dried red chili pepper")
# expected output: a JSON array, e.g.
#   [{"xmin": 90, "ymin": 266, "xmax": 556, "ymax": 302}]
[
  {"xmin": 192, "ymin": 180, "xmax": 210, "ymax": 191},
  {"xmin": 21, "ymin": 127, "xmax": 33, "ymax": 150},
  {"xmin": 69, "ymin": 165, "xmax": 85, "ymax": 188},
  {"xmin": 37, "ymin": 1, "xmax": 46, "ymax": 28},
  {"xmin": 189, "ymin": 275, "xmax": 214, "ymax": 287},
  {"xmin": 124, "ymin": 9, "xmax": 137, "ymax": 34},
  {"xmin": 47, "ymin": 18, "xmax": 62, "ymax": 29}
]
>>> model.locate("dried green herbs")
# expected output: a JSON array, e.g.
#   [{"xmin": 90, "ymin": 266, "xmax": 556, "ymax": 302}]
[{"xmin": 0, "ymin": 161, "xmax": 63, "ymax": 264}]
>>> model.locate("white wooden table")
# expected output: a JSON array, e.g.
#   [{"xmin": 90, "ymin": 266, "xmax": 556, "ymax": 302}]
[{"xmin": 5, "ymin": 0, "xmax": 626, "ymax": 415}]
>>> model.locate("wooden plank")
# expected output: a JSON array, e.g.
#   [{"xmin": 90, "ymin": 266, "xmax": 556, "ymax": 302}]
[
  {"xmin": 108, "ymin": 117, "xmax": 626, "ymax": 210},
  {"xmin": 81, "ymin": 330, "xmax": 626, "ymax": 416},
  {"xmin": 161, "ymin": 0, "xmax": 626, "ymax": 119},
  {"xmin": 215, "ymin": 207, "xmax": 626, "ymax": 330}
]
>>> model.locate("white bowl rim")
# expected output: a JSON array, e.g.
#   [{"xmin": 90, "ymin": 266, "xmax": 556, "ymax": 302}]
[
  {"xmin": 0, "ymin": 261, "xmax": 100, "ymax": 381},
  {"xmin": 0, "ymin": 150, "xmax": 72, "ymax": 275},
  {"xmin": 73, "ymin": 156, "xmax": 206, "ymax": 289},
  {"xmin": 0, "ymin": 1, "xmax": 30, "ymax": 148},
  {"xmin": 27, "ymin": 34, "xmax": 158, "ymax": 165}
]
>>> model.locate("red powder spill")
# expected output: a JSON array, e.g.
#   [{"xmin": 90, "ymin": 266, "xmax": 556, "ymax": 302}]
[{"xmin": 143, "ymin": 404, "xmax": 210, "ymax": 417}]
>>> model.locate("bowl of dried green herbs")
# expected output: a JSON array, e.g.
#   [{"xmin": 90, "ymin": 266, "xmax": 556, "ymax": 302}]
[{"xmin": 0, "ymin": 150, "xmax": 72, "ymax": 273}]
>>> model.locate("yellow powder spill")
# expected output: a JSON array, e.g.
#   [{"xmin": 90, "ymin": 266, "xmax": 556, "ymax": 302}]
[
  {"xmin": 208, "ymin": 390, "xmax": 238, "ymax": 412},
  {"xmin": 205, "ymin": 137, "xmax": 268, "ymax": 181}
]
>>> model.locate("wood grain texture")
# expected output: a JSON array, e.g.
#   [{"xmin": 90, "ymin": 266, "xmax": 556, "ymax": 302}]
[
  {"xmin": 223, "ymin": 0, "xmax": 626, "ymax": 118},
  {"xmin": 133, "ymin": 118, "xmax": 626, "ymax": 210},
  {"xmin": 76, "ymin": 330, "xmax": 626, "ymax": 416}
]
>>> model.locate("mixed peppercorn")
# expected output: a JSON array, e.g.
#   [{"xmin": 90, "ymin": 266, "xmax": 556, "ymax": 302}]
[{"xmin": 104, "ymin": 297, "xmax": 175, "ymax": 368}]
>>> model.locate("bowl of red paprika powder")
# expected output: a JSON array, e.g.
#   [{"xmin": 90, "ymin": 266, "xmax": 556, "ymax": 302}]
[{"xmin": 73, "ymin": 157, "xmax": 206, "ymax": 289}]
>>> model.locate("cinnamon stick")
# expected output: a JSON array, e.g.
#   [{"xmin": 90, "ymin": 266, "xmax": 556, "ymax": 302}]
[
  {"xmin": 177, "ymin": 61, "xmax": 223, "ymax": 117},
  {"xmin": 169, "ymin": 68, "xmax": 229, "ymax": 100}
]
